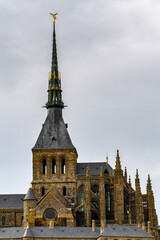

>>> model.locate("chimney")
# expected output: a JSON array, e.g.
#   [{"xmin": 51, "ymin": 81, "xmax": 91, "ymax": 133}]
[
  {"xmin": 49, "ymin": 220, "xmax": 55, "ymax": 228},
  {"xmin": 92, "ymin": 219, "xmax": 95, "ymax": 232}
]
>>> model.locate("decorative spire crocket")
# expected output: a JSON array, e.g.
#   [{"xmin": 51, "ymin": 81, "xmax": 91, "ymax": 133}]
[{"xmin": 46, "ymin": 13, "xmax": 64, "ymax": 109}]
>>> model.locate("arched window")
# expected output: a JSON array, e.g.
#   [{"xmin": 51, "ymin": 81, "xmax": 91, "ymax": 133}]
[
  {"xmin": 42, "ymin": 159, "xmax": 47, "ymax": 174},
  {"xmin": 91, "ymin": 184, "xmax": 99, "ymax": 197},
  {"xmin": 105, "ymin": 185, "xmax": 111, "ymax": 211},
  {"xmin": 78, "ymin": 185, "xmax": 85, "ymax": 212},
  {"xmin": 2, "ymin": 216, "xmax": 5, "ymax": 226},
  {"xmin": 63, "ymin": 186, "xmax": 66, "ymax": 196},
  {"xmin": 42, "ymin": 187, "xmax": 45, "ymax": 196},
  {"xmin": 61, "ymin": 158, "xmax": 65, "ymax": 174},
  {"xmin": 52, "ymin": 159, "xmax": 56, "ymax": 174}
]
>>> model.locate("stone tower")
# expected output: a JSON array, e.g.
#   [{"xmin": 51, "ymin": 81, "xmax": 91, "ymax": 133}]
[{"xmin": 31, "ymin": 15, "xmax": 77, "ymax": 206}]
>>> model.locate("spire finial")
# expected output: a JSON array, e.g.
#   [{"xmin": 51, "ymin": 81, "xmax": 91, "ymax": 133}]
[
  {"xmin": 115, "ymin": 149, "xmax": 121, "ymax": 170},
  {"xmin": 50, "ymin": 13, "xmax": 58, "ymax": 23},
  {"xmin": 46, "ymin": 14, "xmax": 64, "ymax": 109},
  {"xmin": 106, "ymin": 155, "xmax": 108, "ymax": 164}
]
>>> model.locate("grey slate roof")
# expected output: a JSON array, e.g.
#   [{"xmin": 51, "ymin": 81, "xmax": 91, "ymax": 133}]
[
  {"xmin": 0, "ymin": 194, "xmax": 25, "ymax": 208},
  {"xmin": 33, "ymin": 108, "xmax": 75, "ymax": 149},
  {"xmin": 100, "ymin": 225, "xmax": 154, "ymax": 238},
  {"xmin": 0, "ymin": 226, "xmax": 153, "ymax": 239},
  {"xmin": 24, "ymin": 187, "xmax": 37, "ymax": 201},
  {"xmin": 23, "ymin": 227, "xmax": 33, "ymax": 238},
  {"xmin": 0, "ymin": 226, "xmax": 99, "ymax": 239},
  {"xmin": 76, "ymin": 162, "xmax": 114, "ymax": 175}
]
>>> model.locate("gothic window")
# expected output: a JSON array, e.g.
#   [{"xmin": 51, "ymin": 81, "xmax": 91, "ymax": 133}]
[
  {"xmin": 42, "ymin": 187, "xmax": 45, "ymax": 196},
  {"xmin": 63, "ymin": 186, "xmax": 66, "ymax": 196},
  {"xmin": 105, "ymin": 185, "xmax": 111, "ymax": 211},
  {"xmin": 91, "ymin": 184, "xmax": 99, "ymax": 197},
  {"xmin": 78, "ymin": 185, "xmax": 85, "ymax": 212},
  {"xmin": 61, "ymin": 158, "xmax": 65, "ymax": 174},
  {"xmin": 42, "ymin": 159, "xmax": 47, "ymax": 174},
  {"xmin": 52, "ymin": 158, "xmax": 56, "ymax": 174},
  {"xmin": 2, "ymin": 216, "xmax": 5, "ymax": 226},
  {"xmin": 92, "ymin": 201, "xmax": 99, "ymax": 211}
]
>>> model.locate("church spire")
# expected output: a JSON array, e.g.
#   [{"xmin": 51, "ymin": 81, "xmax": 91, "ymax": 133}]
[{"xmin": 46, "ymin": 13, "xmax": 64, "ymax": 109}]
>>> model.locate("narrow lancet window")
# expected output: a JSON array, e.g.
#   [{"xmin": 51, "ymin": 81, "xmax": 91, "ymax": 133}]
[
  {"xmin": 43, "ymin": 159, "xmax": 47, "ymax": 174},
  {"xmin": 42, "ymin": 187, "xmax": 45, "ymax": 196},
  {"xmin": 2, "ymin": 216, "xmax": 5, "ymax": 226},
  {"xmin": 63, "ymin": 186, "xmax": 66, "ymax": 196},
  {"xmin": 52, "ymin": 159, "xmax": 56, "ymax": 174},
  {"xmin": 61, "ymin": 158, "xmax": 65, "ymax": 174}
]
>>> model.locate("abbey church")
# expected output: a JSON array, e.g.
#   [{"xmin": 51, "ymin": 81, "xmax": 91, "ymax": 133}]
[{"xmin": 0, "ymin": 15, "xmax": 158, "ymax": 240}]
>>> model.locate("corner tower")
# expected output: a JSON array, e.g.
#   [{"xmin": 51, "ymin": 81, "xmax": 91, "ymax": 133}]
[{"xmin": 31, "ymin": 14, "xmax": 77, "ymax": 200}]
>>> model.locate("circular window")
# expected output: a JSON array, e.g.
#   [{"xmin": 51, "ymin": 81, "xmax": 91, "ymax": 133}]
[{"xmin": 44, "ymin": 208, "xmax": 57, "ymax": 220}]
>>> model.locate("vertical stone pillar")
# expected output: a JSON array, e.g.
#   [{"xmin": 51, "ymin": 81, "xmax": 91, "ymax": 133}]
[
  {"xmin": 99, "ymin": 166, "xmax": 106, "ymax": 224},
  {"xmin": 85, "ymin": 167, "xmax": 91, "ymax": 226}
]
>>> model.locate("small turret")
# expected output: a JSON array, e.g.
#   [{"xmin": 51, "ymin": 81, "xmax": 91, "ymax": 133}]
[
  {"xmin": 114, "ymin": 150, "xmax": 123, "ymax": 184},
  {"xmin": 135, "ymin": 169, "xmax": 141, "ymax": 192},
  {"xmin": 23, "ymin": 185, "xmax": 37, "ymax": 225}
]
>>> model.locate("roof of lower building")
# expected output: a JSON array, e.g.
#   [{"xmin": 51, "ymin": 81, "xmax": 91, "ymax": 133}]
[
  {"xmin": 0, "ymin": 194, "xmax": 25, "ymax": 208},
  {"xmin": 100, "ymin": 225, "xmax": 154, "ymax": 238},
  {"xmin": 33, "ymin": 108, "xmax": 75, "ymax": 150},
  {"xmin": 0, "ymin": 225, "xmax": 153, "ymax": 239},
  {"xmin": 76, "ymin": 162, "xmax": 114, "ymax": 175},
  {"xmin": 0, "ymin": 226, "xmax": 99, "ymax": 239}
]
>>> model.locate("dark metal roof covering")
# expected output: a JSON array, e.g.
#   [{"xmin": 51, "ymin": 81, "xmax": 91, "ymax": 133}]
[
  {"xmin": 33, "ymin": 108, "xmax": 75, "ymax": 150},
  {"xmin": 76, "ymin": 162, "xmax": 114, "ymax": 175},
  {"xmin": 100, "ymin": 225, "xmax": 154, "ymax": 238},
  {"xmin": 0, "ymin": 194, "xmax": 25, "ymax": 208},
  {"xmin": 24, "ymin": 188, "xmax": 37, "ymax": 201}
]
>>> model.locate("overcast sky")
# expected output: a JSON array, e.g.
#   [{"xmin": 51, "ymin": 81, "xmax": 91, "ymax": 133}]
[{"xmin": 0, "ymin": 0, "xmax": 160, "ymax": 221}]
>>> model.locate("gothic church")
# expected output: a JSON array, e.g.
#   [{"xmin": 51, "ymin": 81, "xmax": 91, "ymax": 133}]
[{"xmin": 0, "ymin": 14, "xmax": 158, "ymax": 239}]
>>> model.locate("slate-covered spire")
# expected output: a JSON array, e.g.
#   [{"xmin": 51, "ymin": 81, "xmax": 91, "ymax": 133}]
[{"xmin": 46, "ymin": 13, "xmax": 64, "ymax": 109}]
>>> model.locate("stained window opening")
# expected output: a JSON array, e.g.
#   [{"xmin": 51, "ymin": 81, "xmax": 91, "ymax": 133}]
[
  {"xmin": 63, "ymin": 186, "xmax": 66, "ymax": 196},
  {"xmin": 2, "ymin": 216, "xmax": 5, "ymax": 226},
  {"xmin": 43, "ymin": 159, "xmax": 47, "ymax": 174},
  {"xmin": 52, "ymin": 159, "xmax": 56, "ymax": 174},
  {"xmin": 42, "ymin": 187, "xmax": 45, "ymax": 196},
  {"xmin": 61, "ymin": 158, "xmax": 65, "ymax": 174}
]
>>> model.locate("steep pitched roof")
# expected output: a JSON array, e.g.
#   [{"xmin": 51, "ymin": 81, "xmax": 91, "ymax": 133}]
[
  {"xmin": 76, "ymin": 162, "xmax": 114, "ymax": 175},
  {"xmin": 33, "ymin": 108, "xmax": 75, "ymax": 150},
  {"xmin": 24, "ymin": 187, "xmax": 37, "ymax": 201},
  {"xmin": 0, "ymin": 194, "xmax": 25, "ymax": 208},
  {"xmin": 100, "ymin": 225, "xmax": 154, "ymax": 238}
]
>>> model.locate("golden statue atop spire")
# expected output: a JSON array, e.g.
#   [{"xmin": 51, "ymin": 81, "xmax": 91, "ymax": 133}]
[{"xmin": 50, "ymin": 13, "xmax": 58, "ymax": 23}]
